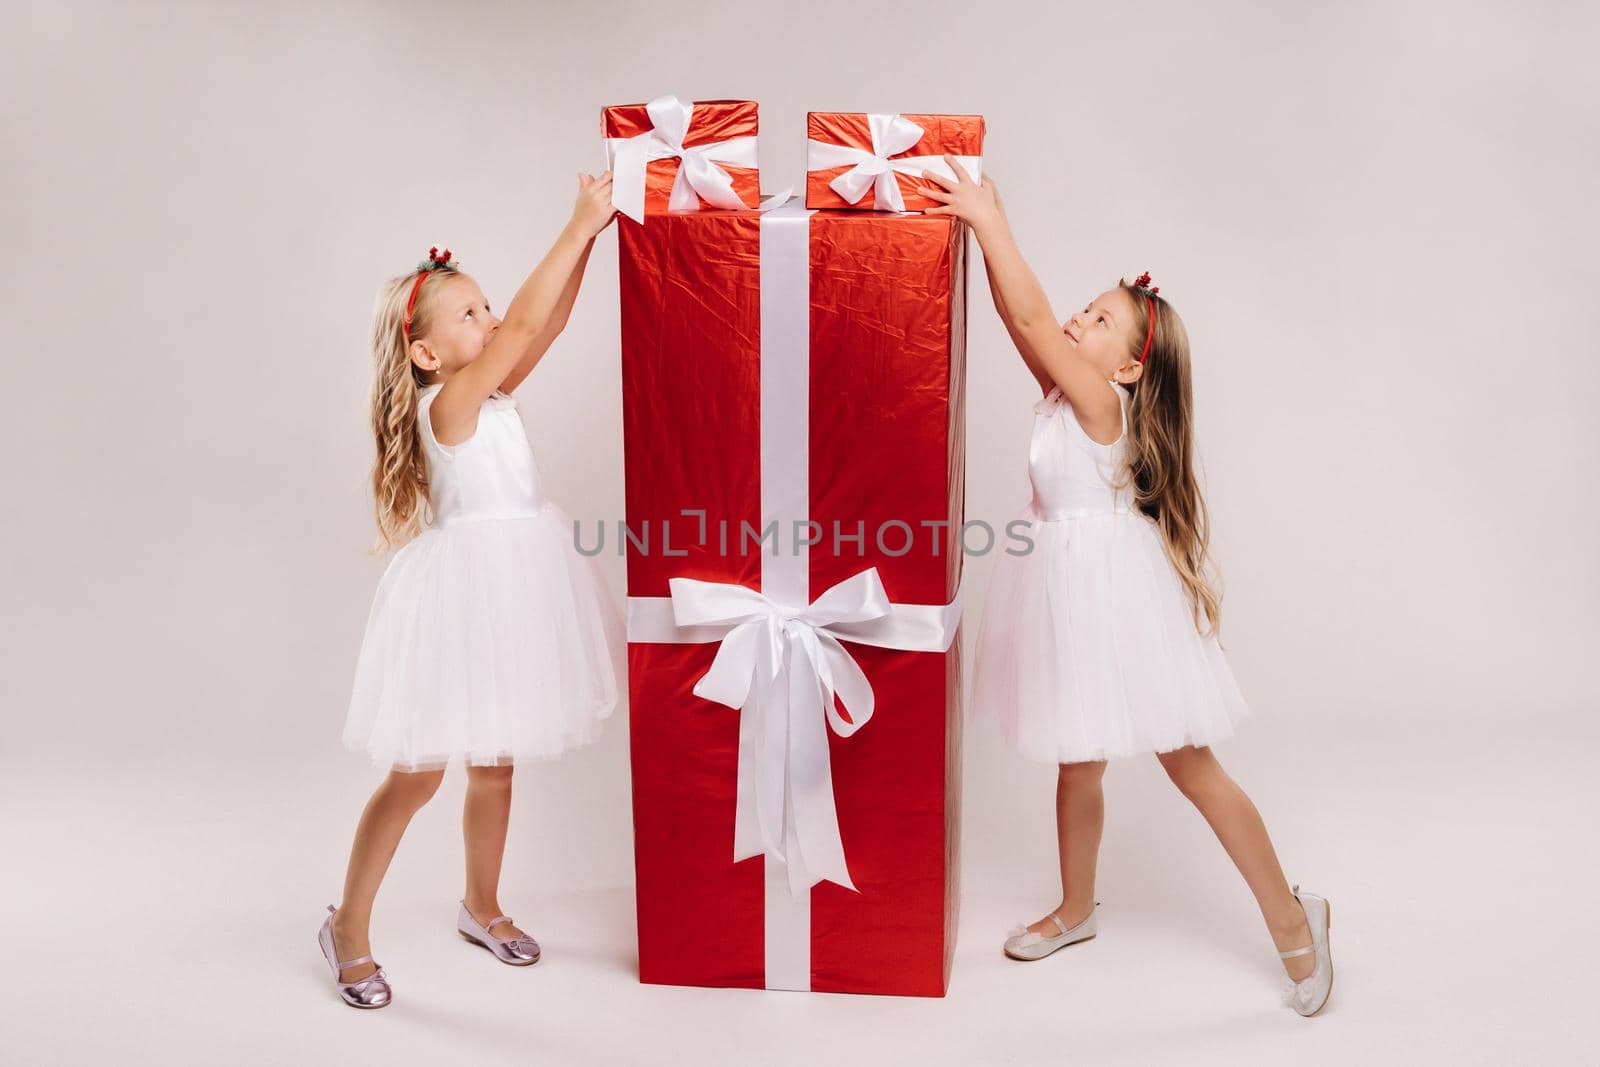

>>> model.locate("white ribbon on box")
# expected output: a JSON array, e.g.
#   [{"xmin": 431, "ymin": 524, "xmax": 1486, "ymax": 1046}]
[
  {"xmin": 624, "ymin": 197, "xmax": 964, "ymax": 990},
  {"xmin": 628, "ymin": 566, "xmax": 962, "ymax": 900},
  {"xmin": 604, "ymin": 94, "xmax": 759, "ymax": 224},
  {"xmin": 806, "ymin": 113, "xmax": 983, "ymax": 212}
]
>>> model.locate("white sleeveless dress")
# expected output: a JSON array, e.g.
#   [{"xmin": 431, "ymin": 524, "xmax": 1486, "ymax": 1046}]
[
  {"xmin": 970, "ymin": 380, "xmax": 1251, "ymax": 763},
  {"xmin": 342, "ymin": 383, "xmax": 626, "ymax": 771}
]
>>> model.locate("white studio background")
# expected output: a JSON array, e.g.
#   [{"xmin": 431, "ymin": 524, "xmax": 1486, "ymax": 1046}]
[{"xmin": 3, "ymin": 2, "xmax": 1596, "ymax": 1064}]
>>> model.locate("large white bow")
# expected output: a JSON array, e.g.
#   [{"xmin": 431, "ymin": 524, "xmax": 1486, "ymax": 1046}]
[
  {"xmin": 605, "ymin": 95, "xmax": 758, "ymax": 224},
  {"xmin": 806, "ymin": 114, "xmax": 983, "ymax": 213},
  {"xmin": 639, "ymin": 566, "xmax": 959, "ymax": 898}
]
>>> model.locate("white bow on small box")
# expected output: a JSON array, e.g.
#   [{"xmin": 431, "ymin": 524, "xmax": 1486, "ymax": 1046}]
[
  {"xmin": 806, "ymin": 113, "xmax": 984, "ymax": 213},
  {"xmin": 603, "ymin": 94, "xmax": 759, "ymax": 224}
]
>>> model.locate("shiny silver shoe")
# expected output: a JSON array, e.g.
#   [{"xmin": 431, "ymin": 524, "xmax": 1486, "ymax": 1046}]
[
  {"xmin": 1279, "ymin": 885, "xmax": 1333, "ymax": 1017},
  {"xmin": 318, "ymin": 904, "xmax": 392, "ymax": 1009},
  {"xmin": 1003, "ymin": 903, "xmax": 1098, "ymax": 961},
  {"xmin": 458, "ymin": 900, "xmax": 541, "ymax": 965}
]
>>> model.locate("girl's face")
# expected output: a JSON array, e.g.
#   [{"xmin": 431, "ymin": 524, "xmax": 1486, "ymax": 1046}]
[
  {"xmin": 1062, "ymin": 287, "xmax": 1145, "ymax": 384},
  {"xmin": 410, "ymin": 274, "xmax": 502, "ymax": 378}
]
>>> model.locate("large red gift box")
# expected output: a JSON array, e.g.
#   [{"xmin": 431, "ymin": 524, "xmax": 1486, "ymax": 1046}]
[
  {"xmin": 806, "ymin": 111, "xmax": 985, "ymax": 212},
  {"xmin": 602, "ymin": 96, "xmax": 761, "ymax": 224},
  {"xmin": 617, "ymin": 196, "xmax": 969, "ymax": 996}
]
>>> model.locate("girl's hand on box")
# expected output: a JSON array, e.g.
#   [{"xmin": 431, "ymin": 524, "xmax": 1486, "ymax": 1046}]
[
  {"xmin": 573, "ymin": 170, "xmax": 617, "ymax": 237},
  {"xmin": 920, "ymin": 157, "xmax": 1002, "ymax": 232}
]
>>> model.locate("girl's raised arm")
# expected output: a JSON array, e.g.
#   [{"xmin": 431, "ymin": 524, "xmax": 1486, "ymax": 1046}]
[
  {"xmin": 433, "ymin": 172, "xmax": 616, "ymax": 425},
  {"xmin": 496, "ymin": 224, "xmax": 598, "ymax": 395},
  {"xmin": 978, "ymin": 178, "xmax": 1054, "ymax": 397},
  {"xmin": 923, "ymin": 162, "xmax": 1122, "ymax": 432}
]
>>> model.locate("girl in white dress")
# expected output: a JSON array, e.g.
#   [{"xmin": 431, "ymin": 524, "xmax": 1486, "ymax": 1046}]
[
  {"xmin": 921, "ymin": 160, "xmax": 1333, "ymax": 1016},
  {"xmin": 318, "ymin": 172, "xmax": 625, "ymax": 1009}
]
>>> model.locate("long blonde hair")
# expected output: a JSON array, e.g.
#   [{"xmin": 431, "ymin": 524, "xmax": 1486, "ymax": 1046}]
[
  {"xmin": 365, "ymin": 265, "xmax": 458, "ymax": 556},
  {"xmin": 1116, "ymin": 281, "xmax": 1225, "ymax": 639}
]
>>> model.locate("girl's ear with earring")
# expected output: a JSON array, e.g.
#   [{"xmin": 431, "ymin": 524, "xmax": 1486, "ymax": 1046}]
[{"xmin": 409, "ymin": 340, "xmax": 439, "ymax": 376}]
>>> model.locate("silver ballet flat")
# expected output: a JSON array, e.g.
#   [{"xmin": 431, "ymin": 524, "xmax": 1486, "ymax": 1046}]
[
  {"xmin": 1279, "ymin": 885, "xmax": 1333, "ymax": 1017},
  {"xmin": 318, "ymin": 904, "xmax": 392, "ymax": 1009},
  {"xmin": 1003, "ymin": 903, "xmax": 1098, "ymax": 961},
  {"xmin": 457, "ymin": 900, "xmax": 541, "ymax": 966}
]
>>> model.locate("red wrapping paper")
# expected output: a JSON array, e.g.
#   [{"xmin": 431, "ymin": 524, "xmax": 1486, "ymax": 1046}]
[
  {"xmin": 619, "ymin": 205, "xmax": 968, "ymax": 997},
  {"xmin": 806, "ymin": 112, "xmax": 986, "ymax": 212},
  {"xmin": 601, "ymin": 99, "xmax": 761, "ymax": 216}
]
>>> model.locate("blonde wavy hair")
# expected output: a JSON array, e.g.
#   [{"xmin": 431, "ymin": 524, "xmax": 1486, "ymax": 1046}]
[
  {"xmin": 1114, "ymin": 281, "xmax": 1225, "ymax": 640},
  {"xmin": 364, "ymin": 264, "xmax": 459, "ymax": 556}
]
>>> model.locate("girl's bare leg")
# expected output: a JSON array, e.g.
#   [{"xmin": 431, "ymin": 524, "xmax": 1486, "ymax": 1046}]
[
  {"xmin": 331, "ymin": 767, "xmax": 446, "ymax": 981},
  {"xmin": 461, "ymin": 762, "xmax": 528, "ymax": 940},
  {"xmin": 1026, "ymin": 759, "xmax": 1108, "ymax": 934},
  {"xmin": 1154, "ymin": 744, "xmax": 1315, "ymax": 981}
]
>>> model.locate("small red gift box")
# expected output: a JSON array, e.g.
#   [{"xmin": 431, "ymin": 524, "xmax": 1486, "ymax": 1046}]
[
  {"xmin": 806, "ymin": 111, "xmax": 985, "ymax": 212},
  {"xmin": 618, "ymin": 197, "xmax": 968, "ymax": 996},
  {"xmin": 601, "ymin": 95, "xmax": 762, "ymax": 224}
]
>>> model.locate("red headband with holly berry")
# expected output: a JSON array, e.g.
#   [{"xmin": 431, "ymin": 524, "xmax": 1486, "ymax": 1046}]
[
  {"xmin": 1123, "ymin": 270, "xmax": 1160, "ymax": 363},
  {"xmin": 403, "ymin": 247, "xmax": 458, "ymax": 342}
]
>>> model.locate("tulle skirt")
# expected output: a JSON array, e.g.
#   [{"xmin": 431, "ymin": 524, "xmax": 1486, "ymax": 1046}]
[
  {"xmin": 970, "ymin": 507, "xmax": 1251, "ymax": 764},
  {"xmin": 342, "ymin": 505, "xmax": 626, "ymax": 772}
]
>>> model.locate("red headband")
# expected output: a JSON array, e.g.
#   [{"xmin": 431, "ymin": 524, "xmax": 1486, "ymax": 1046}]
[
  {"xmin": 1131, "ymin": 271, "xmax": 1160, "ymax": 363},
  {"xmin": 402, "ymin": 247, "xmax": 456, "ymax": 342}
]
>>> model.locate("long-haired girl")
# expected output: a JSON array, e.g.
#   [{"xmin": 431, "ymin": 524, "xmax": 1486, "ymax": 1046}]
[
  {"xmin": 923, "ymin": 159, "xmax": 1333, "ymax": 1017},
  {"xmin": 318, "ymin": 172, "xmax": 625, "ymax": 1009}
]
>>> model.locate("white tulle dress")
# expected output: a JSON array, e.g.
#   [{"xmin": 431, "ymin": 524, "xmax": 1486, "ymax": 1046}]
[
  {"xmin": 971, "ymin": 380, "xmax": 1251, "ymax": 763},
  {"xmin": 342, "ymin": 382, "xmax": 626, "ymax": 772}
]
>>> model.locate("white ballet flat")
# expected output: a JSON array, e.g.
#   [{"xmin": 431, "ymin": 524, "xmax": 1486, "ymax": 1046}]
[
  {"xmin": 1279, "ymin": 885, "xmax": 1333, "ymax": 1017},
  {"xmin": 1003, "ymin": 904, "xmax": 1098, "ymax": 961}
]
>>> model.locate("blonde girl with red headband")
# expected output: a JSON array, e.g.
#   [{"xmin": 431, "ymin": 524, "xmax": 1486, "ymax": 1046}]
[
  {"xmin": 922, "ymin": 160, "xmax": 1333, "ymax": 1017},
  {"xmin": 318, "ymin": 171, "xmax": 624, "ymax": 1009}
]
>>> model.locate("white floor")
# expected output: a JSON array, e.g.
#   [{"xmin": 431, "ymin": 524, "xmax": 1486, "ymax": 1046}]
[{"xmin": 5, "ymin": 711, "xmax": 1594, "ymax": 1066}]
